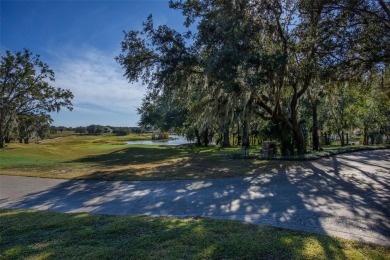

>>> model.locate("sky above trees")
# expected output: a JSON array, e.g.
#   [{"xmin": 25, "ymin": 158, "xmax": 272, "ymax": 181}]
[{"xmin": 1, "ymin": 0, "xmax": 182, "ymax": 127}]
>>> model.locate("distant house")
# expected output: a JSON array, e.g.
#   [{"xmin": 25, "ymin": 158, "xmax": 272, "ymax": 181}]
[{"xmin": 104, "ymin": 127, "xmax": 113, "ymax": 133}]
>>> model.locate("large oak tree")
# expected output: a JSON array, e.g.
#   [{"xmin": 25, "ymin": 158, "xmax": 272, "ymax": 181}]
[
  {"xmin": 0, "ymin": 49, "xmax": 73, "ymax": 148},
  {"xmin": 118, "ymin": 0, "xmax": 389, "ymax": 154}
]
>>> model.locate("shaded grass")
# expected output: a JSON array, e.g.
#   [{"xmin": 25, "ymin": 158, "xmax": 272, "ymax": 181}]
[{"xmin": 1, "ymin": 209, "xmax": 389, "ymax": 259}]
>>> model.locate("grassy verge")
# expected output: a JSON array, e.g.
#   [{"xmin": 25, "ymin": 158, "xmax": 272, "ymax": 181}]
[{"xmin": 1, "ymin": 209, "xmax": 389, "ymax": 259}]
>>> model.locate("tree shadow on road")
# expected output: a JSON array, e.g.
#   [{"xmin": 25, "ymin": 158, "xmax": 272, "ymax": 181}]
[
  {"xmin": 0, "ymin": 165, "xmax": 354, "ymax": 258},
  {"xmin": 300, "ymin": 151, "xmax": 390, "ymax": 244}
]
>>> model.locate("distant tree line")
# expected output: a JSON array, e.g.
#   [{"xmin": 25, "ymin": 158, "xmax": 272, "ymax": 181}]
[
  {"xmin": 51, "ymin": 125, "xmax": 143, "ymax": 136},
  {"xmin": 117, "ymin": 0, "xmax": 390, "ymax": 154}
]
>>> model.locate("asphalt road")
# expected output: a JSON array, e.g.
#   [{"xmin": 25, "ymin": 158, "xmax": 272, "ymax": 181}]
[{"xmin": 1, "ymin": 149, "xmax": 389, "ymax": 246}]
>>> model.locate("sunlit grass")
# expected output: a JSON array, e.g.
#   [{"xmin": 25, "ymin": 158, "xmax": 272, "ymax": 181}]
[{"xmin": 1, "ymin": 209, "xmax": 388, "ymax": 259}]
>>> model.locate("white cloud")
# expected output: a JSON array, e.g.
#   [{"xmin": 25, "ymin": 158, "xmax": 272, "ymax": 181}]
[{"xmin": 52, "ymin": 47, "xmax": 146, "ymax": 115}]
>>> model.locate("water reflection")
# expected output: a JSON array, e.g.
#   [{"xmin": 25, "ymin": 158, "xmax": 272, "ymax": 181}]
[{"xmin": 126, "ymin": 135, "xmax": 190, "ymax": 146}]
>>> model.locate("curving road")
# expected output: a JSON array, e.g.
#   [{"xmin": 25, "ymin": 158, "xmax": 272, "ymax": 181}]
[{"xmin": 1, "ymin": 149, "xmax": 389, "ymax": 246}]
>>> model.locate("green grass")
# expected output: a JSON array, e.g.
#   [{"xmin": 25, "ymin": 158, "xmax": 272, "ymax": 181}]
[
  {"xmin": 0, "ymin": 134, "xmax": 284, "ymax": 180},
  {"xmin": 1, "ymin": 209, "xmax": 389, "ymax": 259}
]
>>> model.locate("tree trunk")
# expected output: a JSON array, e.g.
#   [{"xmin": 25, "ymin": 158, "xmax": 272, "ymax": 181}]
[
  {"xmin": 339, "ymin": 131, "xmax": 345, "ymax": 147},
  {"xmin": 291, "ymin": 123, "xmax": 306, "ymax": 154},
  {"xmin": 222, "ymin": 127, "xmax": 230, "ymax": 147},
  {"xmin": 0, "ymin": 135, "xmax": 4, "ymax": 149},
  {"xmin": 363, "ymin": 127, "xmax": 368, "ymax": 145},
  {"xmin": 195, "ymin": 129, "xmax": 201, "ymax": 146},
  {"xmin": 289, "ymin": 95, "xmax": 306, "ymax": 154},
  {"xmin": 0, "ymin": 118, "xmax": 4, "ymax": 149},
  {"xmin": 203, "ymin": 128, "xmax": 209, "ymax": 147},
  {"xmin": 241, "ymin": 120, "xmax": 249, "ymax": 148},
  {"xmin": 312, "ymin": 101, "xmax": 319, "ymax": 151},
  {"xmin": 237, "ymin": 122, "xmax": 240, "ymax": 146}
]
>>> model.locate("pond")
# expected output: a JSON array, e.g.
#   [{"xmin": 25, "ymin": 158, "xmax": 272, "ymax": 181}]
[{"xmin": 125, "ymin": 135, "xmax": 191, "ymax": 146}]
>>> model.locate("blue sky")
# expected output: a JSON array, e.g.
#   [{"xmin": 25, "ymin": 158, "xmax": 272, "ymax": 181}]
[{"xmin": 1, "ymin": 0, "xmax": 185, "ymax": 127}]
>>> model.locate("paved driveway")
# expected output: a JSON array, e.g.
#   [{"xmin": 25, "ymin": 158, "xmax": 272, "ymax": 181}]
[{"xmin": 1, "ymin": 149, "xmax": 389, "ymax": 246}]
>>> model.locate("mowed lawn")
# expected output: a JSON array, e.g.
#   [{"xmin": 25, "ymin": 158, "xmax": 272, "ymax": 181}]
[
  {"xmin": 0, "ymin": 134, "xmax": 284, "ymax": 180},
  {"xmin": 1, "ymin": 209, "xmax": 389, "ymax": 259}
]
